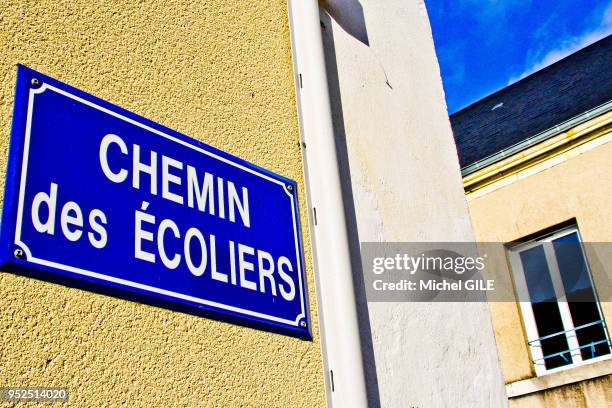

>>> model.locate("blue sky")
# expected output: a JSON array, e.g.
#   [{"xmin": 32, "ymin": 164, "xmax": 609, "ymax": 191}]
[{"xmin": 426, "ymin": 0, "xmax": 612, "ymax": 114}]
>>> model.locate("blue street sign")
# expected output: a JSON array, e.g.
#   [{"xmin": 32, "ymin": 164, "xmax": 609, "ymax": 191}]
[{"xmin": 0, "ymin": 65, "xmax": 310, "ymax": 339}]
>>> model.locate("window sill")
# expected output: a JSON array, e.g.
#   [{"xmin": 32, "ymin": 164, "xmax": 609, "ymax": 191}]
[{"xmin": 506, "ymin": 358, "xmax": 612, "ymax": 398}]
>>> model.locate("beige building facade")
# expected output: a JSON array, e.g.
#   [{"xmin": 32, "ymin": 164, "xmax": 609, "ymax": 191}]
[
  {"xmin": 468, "ymin": 112, "xmax": 612, "ymax": 407},
  {"xmin": 457, "ymin": 37, "xmax": 612, "ymax": 408}
]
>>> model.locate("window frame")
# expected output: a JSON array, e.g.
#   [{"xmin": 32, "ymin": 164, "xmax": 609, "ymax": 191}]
[{"xmin": 508, "ymin": 226, "xmax": 611, "ymax": 376}]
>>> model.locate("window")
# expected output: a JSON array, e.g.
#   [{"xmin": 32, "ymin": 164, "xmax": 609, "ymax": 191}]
[{"xmin": 508, "ymin": 226, "xmax": 611, "ymax": 376}]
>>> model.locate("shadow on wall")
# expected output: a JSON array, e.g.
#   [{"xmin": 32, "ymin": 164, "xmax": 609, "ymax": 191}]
[
  {"xmin": 320, "ymin": 4, "xmax": 380, "ymax": 408},
  {"xmin": 324, "ymin": 0, "xmax": 369, "ymax": 46}
]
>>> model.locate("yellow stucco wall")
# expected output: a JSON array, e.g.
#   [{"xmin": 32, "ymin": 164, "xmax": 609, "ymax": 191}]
[
  {"xmin": 467, "ymin": 129, "xmax": 612, "ymax": 405},
  {"xmin": 0, "ymin": 1, "xmax": 325, "ymax": 407}
]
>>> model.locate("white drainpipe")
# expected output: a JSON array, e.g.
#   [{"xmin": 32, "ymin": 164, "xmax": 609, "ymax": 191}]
[{"xmin": 287, "ymin": 1, "xmax": 369, "ymax": 407}]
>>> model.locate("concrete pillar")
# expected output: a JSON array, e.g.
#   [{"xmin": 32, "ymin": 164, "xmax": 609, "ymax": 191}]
[{"xmin": 320, "ymin": 1, "xmax": 508, "ymax": 406}]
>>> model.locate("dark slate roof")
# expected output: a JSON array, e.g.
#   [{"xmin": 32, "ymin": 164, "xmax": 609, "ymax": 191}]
[{"xmin": 450, "ymin": 34, "xmax": 612, "ymax": 170}]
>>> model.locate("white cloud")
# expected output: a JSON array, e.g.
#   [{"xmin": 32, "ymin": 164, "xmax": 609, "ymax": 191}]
[{"xmin": 508, "ymin": 3, "xmax": 612, "ymax": 84}]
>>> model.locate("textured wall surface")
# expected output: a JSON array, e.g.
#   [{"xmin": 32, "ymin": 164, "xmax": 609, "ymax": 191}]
[
  {"xmin": 0, "ymin": 1, "xmax": 325, "ymax": 407},
  {"xmin": 510, "ymin": 375, "xmax": 612, "ymax": 408},
  {"xmin": 320, "ymin": 1, "xmax": 507, "ymax": 407},
  {"xmin": 469, "ymin": 131, "xmax": 612, "ymax": 404}
]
